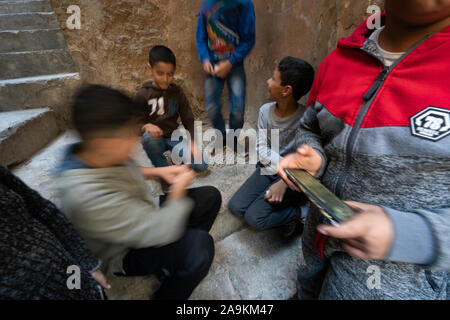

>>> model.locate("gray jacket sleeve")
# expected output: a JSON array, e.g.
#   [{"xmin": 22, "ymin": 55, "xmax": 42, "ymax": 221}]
[
  {"xmin": 295, "ymin": 101, "xmax": 328, "ymax": 178},
  {"xmin": 385, "ymin": 206, "xmax": 450, "ymax": 270}
]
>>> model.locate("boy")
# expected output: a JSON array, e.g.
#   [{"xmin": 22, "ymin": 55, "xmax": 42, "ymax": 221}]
[
  {"xmin": 136, "ymin": 45, "xmax": 208, "ymax": 173},
  {"xmin": 278, "ymin": 0, "xmax": 450, "ymax": 299},
  {"xmin": 196, "ymin": 0, "xmax": 255, "ymax": 152},
  {"xmin": 228, "ymin": 57, "xmax": 314, "ymax": 236},
  {"xmin": 54, "ymin": 85, "xmax": 221, "ymax": 300}
]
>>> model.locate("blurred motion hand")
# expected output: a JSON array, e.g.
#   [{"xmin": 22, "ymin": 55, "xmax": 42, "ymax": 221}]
[
  {"xmin": 214, "ymin": 60, "xmax": 232, "ymax": 79},
  {"xmin": 317, "ymin": 201, "xmax": 394, "ymax": 260},
  {"xmin": 92, "ymin": 270, "xmax": 111, "ymax": 290},
  {"xmin": 142, "ymin": 123, "xmax": 163, "ymax": 140},
  {"xmin": 203, "ymin": 60, "xmax": 215, "ymax": 75},
  {"xmin": 168, "ymin": 169, "xmax": 196, "ymax": 200},
  {"xmin": 159, "ymin": 165, "xmax": 190, "ymax": 185},
  {"xmin": 277, "ymin": 145, "xmax": 323, "ymax": 191}
]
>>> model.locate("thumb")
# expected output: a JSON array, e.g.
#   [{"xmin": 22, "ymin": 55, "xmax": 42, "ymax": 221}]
[
  {"xmin": 297, "ymin": 145, "xmax": 313, "ymax": 156},
  {"xmin": 318, "ymin": 217, "xmax": 367, "ymax": 239}
]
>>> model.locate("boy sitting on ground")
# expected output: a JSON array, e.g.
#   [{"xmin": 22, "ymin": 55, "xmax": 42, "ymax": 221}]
[
  {"xmin": 54, "ymin": 85, "xmax": 221, "ymax": 300},
  {"xmin": 136, "ymin": 45, "xmax": 208, "ymax": 175},
  {"xmin": 228, "ymin": 57, "xmax": 315, "ymax": 236}
]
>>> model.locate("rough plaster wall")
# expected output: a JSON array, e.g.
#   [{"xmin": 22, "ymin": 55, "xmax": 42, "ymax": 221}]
[{"xmin": 50, "ymin": 0, "xmax": 383, "ymax": 126}]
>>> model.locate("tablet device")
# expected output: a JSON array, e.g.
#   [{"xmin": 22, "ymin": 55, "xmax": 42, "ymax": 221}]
[{"xmin": 284, "ymin": 168, "xmax": 356, "ymax": 225}]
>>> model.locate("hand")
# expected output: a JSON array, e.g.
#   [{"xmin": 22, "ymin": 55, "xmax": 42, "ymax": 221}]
[
  {"xmin": 142, "ymin": 123, "xmax": 163, "ymax": 140},
  {"xmin": 203, "ymin": 60, "xmax": 215, "ymax": 75},
  {"xmin": 214, "ymin": 60, "xmax": 233, "ymax": 79},
  {"xmin": 92, "ymin": 270, "xmax": 111, "ymax": 290},
  {"xmin": 264, "ymin": 180, "xmax": 288, "ymax": 204},
  {"xmin": 168, "ymin": 169, "xmax": 196, "ymax": 200},
  {"xmin": 277, "ymin": 145, "xmax": 323, "ymax": 191},
  {"xmin": 317, "ymin": 201, "xmax": 394, "ymax": 260},
  {"xmin": 158, "ymin": 165, "xmax": 190, "ymax": 185}
]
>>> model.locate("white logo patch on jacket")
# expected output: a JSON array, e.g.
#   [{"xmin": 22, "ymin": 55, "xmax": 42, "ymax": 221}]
[{"xmin": 410, "ymin": 106, "xmax": 450, "ymax": 141}]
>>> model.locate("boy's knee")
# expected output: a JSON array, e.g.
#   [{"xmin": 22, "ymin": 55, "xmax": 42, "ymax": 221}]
[
  {"xmin": 184, "ymin": 230, "xmax": 214, "ymax": 274},
  {"xmin": 207, "ymin": 186, "xmax": 222, "ymax": 209},
  {"xmin": 227, "ymin": 196, "xmax": 244, "ymax": 218},
  {"xmin": 244, "ymin": 211, "xmax": 270, "ymax": 231}
]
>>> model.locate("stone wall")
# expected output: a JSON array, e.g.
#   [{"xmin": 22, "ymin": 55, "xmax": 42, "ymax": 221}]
[{"xmin": 50, "ymin": 0, "xmax": 383, "ymax": 125}]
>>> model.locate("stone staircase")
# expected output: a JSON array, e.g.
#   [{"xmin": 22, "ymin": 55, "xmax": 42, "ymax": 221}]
[{"xmin": 0, "ymin": 0, "xmax": 80, "ymax": 167}]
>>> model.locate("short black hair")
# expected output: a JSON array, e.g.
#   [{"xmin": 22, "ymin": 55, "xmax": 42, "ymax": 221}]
[
  {"xmin": 72, "ymin": 85, "xmax": 144, "ymax": 139},
  {"xmin": 149, "ymin": 45, "xmax": 176, "ymax": 68},
  {"xmin": 278, "ymin": 56, "xmax": 315, "ymax": 101}
]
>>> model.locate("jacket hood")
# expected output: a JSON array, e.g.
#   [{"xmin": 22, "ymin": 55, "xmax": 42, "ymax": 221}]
[
  {"xmin": 338, "ymin": 12, "xmax": 450, "ymax": 49},
  {"xmin": 141, "ymin": 81, "xmax": 178, "ymax": 94}
]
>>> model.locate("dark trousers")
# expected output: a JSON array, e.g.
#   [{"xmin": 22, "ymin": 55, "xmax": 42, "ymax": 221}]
[
  {"xmin": 122, "ymin": 186, "xmax": 221, "ymax": 300},
  {"xmin": 228, "ymin": 165, "xmax": 306, "ymax": 230}
]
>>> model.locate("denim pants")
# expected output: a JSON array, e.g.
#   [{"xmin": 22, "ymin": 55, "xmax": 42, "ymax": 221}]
[
  {"xmin": 122, "ymin": 186, "xmax": 221, "ymax": 300},
  {"xmin": 142, "ymin": 133, "xmax": 208, "ymax": 172},
  {"xmin": 228, "ymin": 165, "xmax": 307, "ymax": 230},
  {"xmin": 204, "ymin": 64, "xmax": 246, "ymax": 136}
]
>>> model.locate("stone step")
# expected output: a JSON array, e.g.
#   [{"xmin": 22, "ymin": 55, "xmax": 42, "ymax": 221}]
[
  {"xmin": 0, "ymin": 108, "xmax": 60, "ymax": 166},
  {"xmin": 0, "ymin": 28, "xmax": 67, "ymax": 53},
  {"xmin": 190, "ymin": 228, "xmax": 302, "ymax": 300},
  {"xmin": 0, "ymin": 49, "xmax": 77, "ymax": 80},
  {"xmin": 0, "ymin": 12, "xmax": 58, "ymax": 30},
  {"xmin": 0, "ymin": 0, "xmax": 53, "ymax": 14},
  {"xmin": 0, "ymin": 73, "xmax": 80, "ymax": 113}
]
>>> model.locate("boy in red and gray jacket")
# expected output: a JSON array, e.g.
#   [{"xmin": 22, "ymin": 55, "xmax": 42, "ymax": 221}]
[{"xmin": 279, "ymin": 0, "xmax": 450, "ymax": 299}]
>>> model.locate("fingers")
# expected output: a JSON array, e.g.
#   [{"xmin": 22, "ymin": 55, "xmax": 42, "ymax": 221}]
[
  {"xmin": 342, "ymin": 242, "xmax": 369, "ymax": 260},
  {"xmin": 344, "ymin": 201, "xmax": 372, "ymax": 213},
  {"xmin": 92, "ymin": 270, "xmax": 111, "ymax": 290},
  {"xmin": 277, "ymin": 168, "xmax": 300, "ymax": 192},
  {"xmin": 317, "ymin": 215, "xmax": 368, "ymax": 239}
]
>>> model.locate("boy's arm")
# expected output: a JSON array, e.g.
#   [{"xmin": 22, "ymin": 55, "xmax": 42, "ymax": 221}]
[
  {"xmin": 228, "ymin": 1, "xmax": 256, "ymax": 66},
  {"xmin": 256, "ymin": 107, "xmax": 281, "ymax": 174},
  {"xmin": 293, "ymin": 102, "xmax": 328, "ymax": 178},
  {"xmin": 196, "ymin": 10, "xmax": 211, "ymax": 63},
  {"xmin": 2, "ymin": 169, "xmax": 101, "ymax": 274},
  {"xmin": 384, "ymin": 206, "xmax": 449, "ymax": 269},
  {"xmin": 178, "ymin": 90, "xmax": 195, "ymax": 139}
]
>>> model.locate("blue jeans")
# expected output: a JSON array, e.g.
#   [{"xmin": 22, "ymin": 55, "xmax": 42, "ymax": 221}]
[
  {"xmin": 142, "ymin": 133, "xmax": 208, "ymax": 172},
  {"xmin": 228, "ymin": 165, "xmax": 307, "ymax": 230},
  {"xmin": 204, "ymin": 64, "xmax": 246, "ymax": 136}
]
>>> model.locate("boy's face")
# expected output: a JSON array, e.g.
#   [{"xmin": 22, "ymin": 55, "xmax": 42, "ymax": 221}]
[
  {"xmin": 87, "ymin": 122, "xmax": 141, "ymax": 166},
  {"xmin": 386, "ymin": 0, "xmax": 450, "ymax": 26},
  {"xmin": 266, "ymin": 68, "xmax": 286, "ymax": 101},
  {"xmin": 148, "ymin": 61, "xmax": 175, "ymax": 90}
]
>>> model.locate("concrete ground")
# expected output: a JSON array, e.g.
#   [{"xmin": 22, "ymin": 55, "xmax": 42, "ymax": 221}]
[{"xmin": 13, "ymin": 129, "xmax": 303, "ymax": 300}]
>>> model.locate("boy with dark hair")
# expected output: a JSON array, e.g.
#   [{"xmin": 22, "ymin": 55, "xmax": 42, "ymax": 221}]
[
  {"xmin": 196, "ymin": 0, "xmax": 255, "ymax": 152},
  {"xmin": 54, "ymin": 85, "xmax": 221, "ymax": 300},
  {"xmin": 136, "ymin": 45, "xmax": 207, "ymax": 174},
  {"xmin": 278, "ymin": 0, "xmax": 450, "ymax": 299},
  {"xmin": 228, "ymin": 57, "xmax": 314, "ymax": 235}
]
